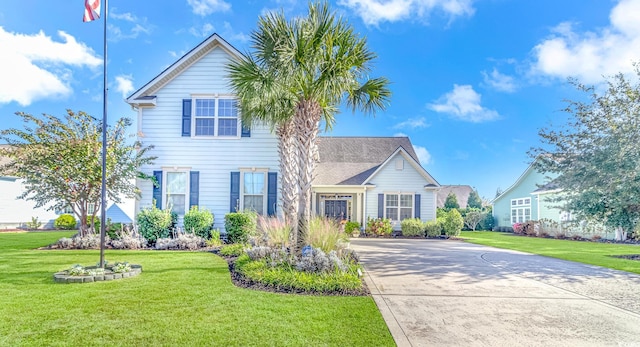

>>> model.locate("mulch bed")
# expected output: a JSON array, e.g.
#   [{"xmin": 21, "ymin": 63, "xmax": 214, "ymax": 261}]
[
  {"xmin": 213, "ymin": 250, "xmax": 370, "ymax": 296},
  {"xmin": 610, "ymin": 254, "xmax": 640, "ymax": 261}
]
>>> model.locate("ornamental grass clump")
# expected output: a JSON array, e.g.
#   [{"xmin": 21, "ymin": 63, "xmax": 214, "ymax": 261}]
[
  {"xmin": 305, "ymin": 217, "xmax": 348, "ymax": 253},
  {"xmin": 253, "ymin": 215, "xmax": 291, "ymax": 248}
]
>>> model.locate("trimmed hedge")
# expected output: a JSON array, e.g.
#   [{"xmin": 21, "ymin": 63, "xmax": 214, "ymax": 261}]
[
  {"xmin": 225, "ymin": 211, "xmax": 257, "ymax": 244},
  {"xmin": 401, "ymin": 218, "xmax": 424, "ymax": 237},
  {"xmin": 54, "ymin": 214, "xmax": 77, "ymax": 230}
]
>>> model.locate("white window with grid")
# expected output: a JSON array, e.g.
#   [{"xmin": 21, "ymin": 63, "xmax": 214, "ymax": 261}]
[
  {"xmin": 385, "ymin": 193, "xmax": 414, "ymax": 221},
  {"xmin": 511, "ymin": 197, "xmax": 531, "ymax": 224},
  {"xmin": 165, "ymin": 171, "xmax": 188, "ymax": 215},
  {"xmin": 241, "ymin": 171, "xmax": 266, "ymax": 214},
  {"xmin": 192, "ymin": 97, "xmax": 239, "ymax": 137}
]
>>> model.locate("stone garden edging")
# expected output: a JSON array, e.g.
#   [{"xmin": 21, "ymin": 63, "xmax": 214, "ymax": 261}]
[{"xmin": 53, "ymin": 265, "xmax": 142, "ymax": 283}]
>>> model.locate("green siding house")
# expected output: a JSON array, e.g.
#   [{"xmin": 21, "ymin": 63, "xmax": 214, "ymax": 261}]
[{"xmin": 492, "ymin": 160, "xmax": 559, "ymax": 230}]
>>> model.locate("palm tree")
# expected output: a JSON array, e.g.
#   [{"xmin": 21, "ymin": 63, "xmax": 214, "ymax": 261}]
[{"xmin": 227, "ymin": 1, "xmax": 391, "ymax": 248}]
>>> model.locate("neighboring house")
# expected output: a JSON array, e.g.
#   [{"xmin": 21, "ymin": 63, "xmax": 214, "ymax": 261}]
[
  {"xmin": 126, "ymin": 33, "xmax": 440, "ymax": 231},
  {"xmin": 492, "ymin": 159, "xmax": 559, "ymax": 230},
  {"xmin": 436, "ymin": 185, "xmax": 474, "ymax": 209},
  {"xmin": 0, "ymin": 145, "xmax": 134, "ymax": 229},
  {"xmin": 313, "ymin": 137, "xmax": 440, "ymax": 229}
]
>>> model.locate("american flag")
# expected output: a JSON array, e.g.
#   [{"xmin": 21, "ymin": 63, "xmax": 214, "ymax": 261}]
[{"xmin": 83, "ymin": 0, "xmax": 101, "ymax": 22}]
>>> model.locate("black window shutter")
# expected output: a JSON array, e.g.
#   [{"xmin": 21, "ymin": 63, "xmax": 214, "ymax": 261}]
[
  {"xmin": 241, "ymin": 125, "xmax": 251, "ymax": 137},
  {"xmin": 267, "ymin": 172, "xmax": 277, "ymax": 215},
  {"xmin": 182, "ymin": 99, "xmax": 192, "ymax": 136},
  {"xmin": 415, "ymin": 194, "xmax": 421, "ymax": 219},
  {"xmin": 230, "ymin": 172, "xmax": 240, "ymax": 212},
  {"xmin": 153, "ymin": 171, "xmax": 162, "ymax": 209},
  {"xmin": 189, "ymin": 171, "xmax": 199, "ymax": 208},
  {"xmin": 378, "ymin": 194, "xmax": 384, "ymax": 218}
]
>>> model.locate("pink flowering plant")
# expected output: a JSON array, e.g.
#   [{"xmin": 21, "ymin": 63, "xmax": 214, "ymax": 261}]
[{"xmin": 366, "ymin": 218, "xmax": 393, "ymax": 236}]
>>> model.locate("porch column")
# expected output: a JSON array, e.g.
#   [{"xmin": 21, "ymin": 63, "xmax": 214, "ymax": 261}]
[{"xmin": 311, "ymin": 191, "xmax": 317, "ymax": 216}]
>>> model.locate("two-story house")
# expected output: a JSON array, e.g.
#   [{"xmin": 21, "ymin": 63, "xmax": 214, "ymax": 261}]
[{"xmin": 126, "ymin": 33, "xmax": 440, "ymax": 231}]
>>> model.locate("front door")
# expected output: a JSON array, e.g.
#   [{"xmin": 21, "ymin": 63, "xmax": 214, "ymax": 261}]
[{"xmin": 324, "ymin": 200, "xmax": 347, "ymax": 220}]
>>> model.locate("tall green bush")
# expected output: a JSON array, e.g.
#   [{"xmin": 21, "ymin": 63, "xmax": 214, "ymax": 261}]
[
  {"xmin": 424, "ymin": 220, "xmax": 442, "ymax": 237},
  {"xmin": 443, "ymin": 209, "xmax": 464, "ymax": 236},
  {"xmin": 344, "ymin": 221, "xmax": 360, "ymax": 235},
  {"xmin": 480, "ymin": 212, "xmax": 495, "ymax": 231},
  {"xmin": 54, "ymin": 214, "xmax": 77, "ymax": 230},
  {"xmin": 183, "ymin": 206, "xmax": 214, "ymax": 239},
  {"xmin": 136, "ymin": 206, "xmax": 172, "ymax": 243},
  {"xmin": 401, "ymin": 218, "xmax": 424, "ymax": 237},
  {"xmin": 225, "ymin": 211, "xmax": 257, "ymax": 244}
]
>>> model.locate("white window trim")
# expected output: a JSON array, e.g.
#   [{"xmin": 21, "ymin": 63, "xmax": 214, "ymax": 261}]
[
  {"xmin": 239, "ymin": 169, "xmax": 269, "ymax": 215},
  {"xmin": 190, "ymin": 94, "xmax": 241, "ymax": 139},
  {"xmin": 383, "ymin": 192, "xmax": 414, "ymax": 222},
  {"xmin": 162, "ymin": 167, "xmax": 191, "ymax": 215}
]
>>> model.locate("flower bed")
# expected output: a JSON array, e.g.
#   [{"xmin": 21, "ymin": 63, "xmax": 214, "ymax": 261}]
[{"xmin": 53, "ymin": 263, "xmax": 142, "ymax": 283}]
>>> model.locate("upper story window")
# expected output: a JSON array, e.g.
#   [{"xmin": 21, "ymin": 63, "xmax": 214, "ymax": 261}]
[{"xmin": 192, "ymin": 98, "xmax": 238, "ymax": 137}]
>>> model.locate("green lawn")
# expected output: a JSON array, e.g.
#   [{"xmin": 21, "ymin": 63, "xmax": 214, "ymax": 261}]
[
  {"xmin": 0, "ymin": 232, "xmax": 393, "ymax": 346},
  {"xmin": 461, "ymin": 231, "xmax": 640, "ymax": 274}
]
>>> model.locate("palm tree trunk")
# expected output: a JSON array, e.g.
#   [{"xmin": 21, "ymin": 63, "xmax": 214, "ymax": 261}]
[
  {"xmin": 294, "ymin": 99, "xmax": 322, "ymax": 250},
  {"xmin": 275, "ymin": 119, "xmax": 300, "ymax": 247}
]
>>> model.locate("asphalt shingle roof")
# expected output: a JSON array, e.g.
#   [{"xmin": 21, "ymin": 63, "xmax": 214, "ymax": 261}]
[
  {"xmin": 314, "ymin": 137, "xmax": 419, "ymax": 185},
  {"xmin": 436, "ymin": 185, "xmax": 474, "ymax": 208}
]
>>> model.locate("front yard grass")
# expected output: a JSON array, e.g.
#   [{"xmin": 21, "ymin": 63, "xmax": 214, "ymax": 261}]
[
  {"xmin": 0, "ymin": 232, "xmax": 393, "ymax": 346},
  {"xmin": 461, "ymin": 231, "xmax": 640, "ymax": 275}
]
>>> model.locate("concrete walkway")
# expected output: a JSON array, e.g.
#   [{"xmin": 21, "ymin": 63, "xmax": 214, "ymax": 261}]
[{"xmin": 351, "ymin": 238, "xmax": 640, "ymax": 347}]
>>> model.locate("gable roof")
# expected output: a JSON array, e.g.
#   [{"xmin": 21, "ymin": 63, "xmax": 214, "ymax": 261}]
[
  {"xmin": 314, "ymin": 136, "xmax": 438, "ymax": 186},
  {"xmin": 436, "ymin": 185, "xmax": 474, "ymax": 208},
  {"xmin": 126, "ymin": 33, "xmax": 244, "ymax": 106},
  {"xmin": 106, "ymin": 203, "xmax": 133, "ymax": 224}
]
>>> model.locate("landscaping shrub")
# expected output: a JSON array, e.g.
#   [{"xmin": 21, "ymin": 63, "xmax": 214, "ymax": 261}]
[
  {"xmin": 296, "ymin": 247, "xmax": 347, "ymax": 273},
  {"xmin": 86, "ymin": 215, "xmax": 100, "ymax": 233},
  {"xmin": 366, "ymin": 218, "xmax": 392, "ymax": 236},
  {"xmin": 155, "ymin": 233, "xmax": 206, "ymax": 250},
  {"xmin": 109, "ymin": 226, "xmax": 147, "ymax": 249},
  {"xmin": 54, "ymin": 214, "xmax": 77, "ymax": 230},
  {"xmin": 136, "ymin": 206, "xmax": 172, "ymax": 243},
  {"xmin": 106, "ymin": 221, "xmax": 124, "ymax": 240},
  {"xmin": 253, "ymin": 215, "xmax": 291, "ymax": 248},
  {"xmin": 183, "ymin": 206, "xmax": 214, "ymax": 239},
  {"xmin": 206, "ymin": 229, "xmax": 222, "ymax": 247},
  {"xmin": 26, "ymin": 217, "xmax": 42, "ymax": 230},
  {"xmin": 219, "ymin": 243, "xmax": 247, "ymax": 257},
  {"xmin": 305, "ymin": 217, "xmax": 348, "ymax": 253},
  {"xmin": 225, "ymin": 211, "xmax": 257, "ymax": 244},
  {"xmin": 56, "ymin": 234, "xmax": 100, "ymax": 249},
  {"xmin": 424, "ymin": 220, "xmax": 442, "ymax": 238},
  {"xmin": 401, "ymin": 218, "xmax": 424, "ymax": 237},
  {"xmin": 443, "ymin": 209, "xmax": 463, "ymax": 237},
  {"xmin": 480, "ymin": 212, "xmax": 495, "ymax": 231},
  {"xmin": 344, "ymin": 221, "xmax": 360, "ymax": 235}
]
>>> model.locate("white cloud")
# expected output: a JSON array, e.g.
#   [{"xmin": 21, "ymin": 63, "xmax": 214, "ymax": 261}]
[
  {"xmin": 482, "ymin": 68, "xmax": 516, "ymax": 93},
  {"xmin": 188, "ymin": 0, "xmax": 231, "ymax": 16},
  {"xmin": 393, "ymin": 117, "xmax": 429, "ymax": 129},
  {"xmin": 110, "ymin": 7, "xmax": 137, "ymax": 22},
  {"xmin": 108, "ymin": 23, "xmax": 152, "ymax": 42},
  {"xmin": 531, "ymin": 0, "xmax": 640, "ymax": 83},
  {"xmin": 189, "ymin": 23, "xmax": 214, "ymax": 37},
  {"xmin": 0, "ymin": 27, "xmax": 101, "ymax": 106},
  {"xmin": 222, "ymin": 22, "xmax": 249, "ymax": 43},
  {"xmin": 429, "ymin": 84, "xmax": 500, "ymax": 122},
  {"xmin": 393, "ymin": 132, "xmax": 408, "ymax": 137},
  {"xmin": 338, "ymin": 0, "xmax": 475, "ymax": 26},
  {"xmin": 114, "ymin": 75, "xmax": 134, "ymax": 98},
  {"xmin": 413, "ymin": 145, "xmax": 432, "ymax": 165}
]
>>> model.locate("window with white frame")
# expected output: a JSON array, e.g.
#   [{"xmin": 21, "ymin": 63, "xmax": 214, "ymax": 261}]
[
  {"xmin": 193, "ymin": 98, "xmax": 239, "ymax": 137},
  {"xmin": 242, "ymin": 171, "xmax": 266, "ymax": 214},
  {"xmin": 166, "ymin": 171, "xmax": 188, "ymax": 215},
  {"xmin": 385, "ymin": 193, "xmax": 413, "ymax": 221},
  {"xmin": 511, "ymin": 197, "xmax": 531, "ymax": 224}
]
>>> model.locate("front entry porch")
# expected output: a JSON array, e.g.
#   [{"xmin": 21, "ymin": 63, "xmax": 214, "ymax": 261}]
[{"xmin": 312, "ymin": 186, "xmax": 369, "ymax": 226}]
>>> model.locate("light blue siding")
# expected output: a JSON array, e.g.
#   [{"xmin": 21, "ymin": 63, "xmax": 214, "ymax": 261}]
[{"xmin": 364, "ymin": 152, "xmax": 437, "ymax": 229}]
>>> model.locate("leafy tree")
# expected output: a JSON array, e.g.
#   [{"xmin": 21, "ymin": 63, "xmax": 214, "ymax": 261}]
[
  {"xmin": 0, "ymin": 110, "xmax": 155, "ymax": 236},
  {"xmin": 530, "ymin": 65, "xmax": 640, "ymax": 241},
  {"xmin": 444, "ymin": 193, "xmax": 460, "ymax": 211},
  {"xmin": 467, "ymin": 189, "xmax": 482, "ymax": 209},
  {"xmin": 227, "ymin": 2, "xmax": 390, "ymax": 248},
  {"xmin": 463, "ymin": 208, "xmax": 483, "ymax": 231}
]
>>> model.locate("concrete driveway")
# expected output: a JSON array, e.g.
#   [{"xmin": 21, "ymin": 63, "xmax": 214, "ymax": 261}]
[{"xmin": 350, "ymin": 238, "xmax": 640, "ymax": 347}]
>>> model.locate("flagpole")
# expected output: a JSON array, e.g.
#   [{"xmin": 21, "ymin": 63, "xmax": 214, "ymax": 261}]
[{"xmin": 99, "ymin": 0, "xmax": 108, "ymax": 268}]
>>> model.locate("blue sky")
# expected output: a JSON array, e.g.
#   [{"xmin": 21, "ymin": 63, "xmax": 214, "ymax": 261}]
[{"xmin": 1, "ymin": 0, "xmax": 639, "ymax": 200}]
